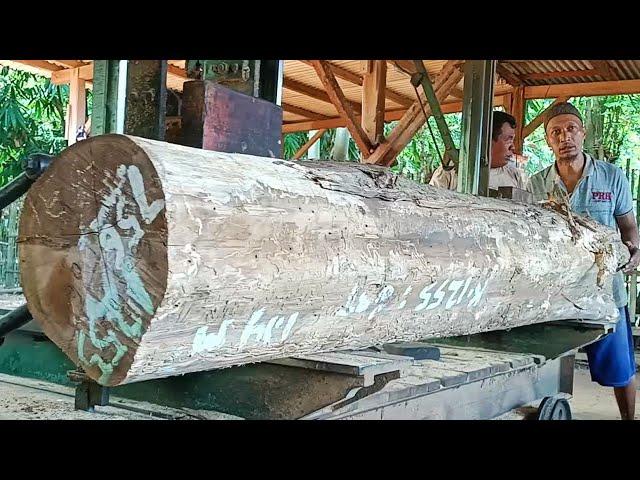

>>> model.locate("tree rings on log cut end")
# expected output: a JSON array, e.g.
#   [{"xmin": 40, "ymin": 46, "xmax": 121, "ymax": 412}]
[{"xmin": 18, "ymin": 135, "xmax": 168, "ymax": 386}]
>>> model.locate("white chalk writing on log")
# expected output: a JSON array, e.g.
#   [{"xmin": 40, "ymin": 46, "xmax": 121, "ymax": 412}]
[{"xmin": 191, "ymin": 274, "xmax": 490, "ymax": 355}]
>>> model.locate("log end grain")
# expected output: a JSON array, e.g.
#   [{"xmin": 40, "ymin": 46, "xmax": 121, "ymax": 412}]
[{"xmin": 18, "ymin": 135, "xmax": 168, "ymax": 386}]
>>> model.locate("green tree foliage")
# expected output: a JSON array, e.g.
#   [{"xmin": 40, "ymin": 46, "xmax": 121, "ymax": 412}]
[
  {"xmin": 523, "ymin": 95, "xmax": 640, "ymax": 175},
  {"xmin": 0, "ymin": 67, "xmax": 69, "ymax": 187},
  {"xmin": 282, "ymin": 129, "xmax": 360, "ymax": 161}
]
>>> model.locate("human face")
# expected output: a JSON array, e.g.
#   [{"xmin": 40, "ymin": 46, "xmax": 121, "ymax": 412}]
[
  {"xmin": 491, "ymin": 122, "xmax": 515, "ymax": 168},
  {"xmin": 545, "ymin": 114, "xmax": 585, "ymax": 162}
]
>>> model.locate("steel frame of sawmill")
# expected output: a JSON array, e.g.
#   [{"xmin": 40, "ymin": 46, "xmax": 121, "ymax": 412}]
[{"xmin": 0, "ymin": 59, "xmax": 635, "ymax": 419}]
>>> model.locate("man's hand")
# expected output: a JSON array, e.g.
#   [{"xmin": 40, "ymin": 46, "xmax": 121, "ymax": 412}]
[
  {"xmin": 616, "ymin": 211, "xmax": 640, "ymax": 275},
  {"xmin": 622, "ymin": 241, "xmax": 640, "ymax": 275}
]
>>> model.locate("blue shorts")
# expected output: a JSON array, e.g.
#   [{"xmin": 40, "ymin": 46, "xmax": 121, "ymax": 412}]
[{"xmin": 584, "ymin": 306, "xmax": 637, "ymax": 388}]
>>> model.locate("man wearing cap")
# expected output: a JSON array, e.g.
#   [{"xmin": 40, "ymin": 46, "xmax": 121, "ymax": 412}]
[
  {"xmin": 429, "ymin": 110, "xmax": 528, "ymax": 191},
  {"xmin": 528, "ymin": 101, "xmax": 640, "ymax": 420}
]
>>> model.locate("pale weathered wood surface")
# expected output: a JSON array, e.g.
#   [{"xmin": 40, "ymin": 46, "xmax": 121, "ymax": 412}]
[{"xmin": 18, "ymin": 134, "xmax": 628, "ymax": 386}]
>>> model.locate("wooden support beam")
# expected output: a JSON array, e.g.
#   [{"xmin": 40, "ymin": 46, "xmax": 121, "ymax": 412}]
[
  {"xmin": 387, "ymin": 60, "xmax": 418, "ymax": 75},
  {"xmin": 67, "ymin": 69, "xmax": 86, "ymax": 145},
  {"xmin": 283, "ymin": 106, "xmax": 444, "ymax": 133},
  {"xmin": 300, "ymin": 60, "xmax": 413, "ymax": 108},
  {"xmin": 292, "ymin": 129, "xmax": 327, "ymax": 160},
  {"xmin": 310, "ymin": 60, "xmax": 373, "ymax": 157},
  {"xmin": 450, "ymin": 86, "xmax": 465, "ymax": 99},
  {"xmin": 365, "ymin": 60, "xmax": 465, "ymax": 166},
  {"xmin": 283, "ymin": 76, "xmax": 361, "ymax": 112},
  {"xmin": 300, "ymin": 60, "xmax": 362, "ymax": 85},
  {"xmin": 524, "ymin": 69, "xmax": 600, "ymax": 81},
  {"xmin": 511, "ymin": 86, "xmax": 526, "ymax": 154},
  {"xmin": 282, "ymin": 102, "xmax": 330, "ymax": 120},
  {"xmin": 361, "ymin": 61, "xmax": 387, "ymax": 145},
  {"xmin": 496, "ymin": 63, "xmax": 523, "ymax": 86},
  {"xmin": 502, "ymin": 93, "xmax": 513, "ymax": 114},
  {"xmin": 50, "ymin": 63, "xmax": 186, "ymax": 86},
  {"xmin": 522, "ymin": 96, "xmax": 570, "ymax": 138},
  {"xmin": 281, "ymin": 96, "xmax": 508, "ymax": 133},
  {"xmin": 167, "ymin": 64, "xmax": 187, "ymax": 78},
  {"xmin": 524, "ymin": 79, "xmax": 640, "ymax": 99},
  {"xmin": 51, "ymin": 64, "xmax": 93, "ymax": 85}
]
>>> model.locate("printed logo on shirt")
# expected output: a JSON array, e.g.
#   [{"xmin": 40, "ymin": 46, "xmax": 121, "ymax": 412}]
[{"xmin": 591, "ymin": 191, "xmax": 613, "ymax": 202}]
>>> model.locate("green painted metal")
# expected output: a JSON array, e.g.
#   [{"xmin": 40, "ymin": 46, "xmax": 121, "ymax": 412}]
[
  {"xmin": 92, "ymin": 60, "xmax": 168, "ymax": 139},
  {"xmin": 185, "ymin": 60, "xmax": 282, "ymax": 103},
  {"xmin": 457, "ymin": 60, "xmax": 496, "ymax": 196},
  {"xmin": 91, "ymin": 60, "xmax": 121, "ymax": 135},
  {"xmin": 435, "ymin": 322, "xmax": 610, "ymax": 360},
  {"xmin": 0, "ymin": 332, "xmax": 75, "ymax": 386},
  {"xmin": 412, "ymin": 60, "xmax": 459, "ymax": 169},
  {"xmin": 186, "ymin": 60, "xmax": 259, "ymax": 97},
  {"xmin": 0, "ymin": 331, "xmax": 358, "ymax": 419}
]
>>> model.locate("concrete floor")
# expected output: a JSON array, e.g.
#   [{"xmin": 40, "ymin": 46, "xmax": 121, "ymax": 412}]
[{"xmin": 570, "ymin": 364, "xmax": 638, "ymax": 420}]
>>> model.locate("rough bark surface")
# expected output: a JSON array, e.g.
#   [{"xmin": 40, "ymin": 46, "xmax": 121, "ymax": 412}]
[{"xmin": 18, "ymin": 134, "xmax": 628, "ymax": 386}]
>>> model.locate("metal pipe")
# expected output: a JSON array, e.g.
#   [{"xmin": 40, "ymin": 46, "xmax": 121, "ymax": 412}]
[
  {"xmin": 0, "ymin": 153, "xmax": 52, "ymax": 210},
  {"xmin": 0, "ymin": 304, "xmax": 32, "ymax": 338}
]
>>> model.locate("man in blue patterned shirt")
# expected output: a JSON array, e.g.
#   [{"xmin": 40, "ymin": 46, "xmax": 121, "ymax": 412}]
[{"xmin": 528, "ymin": 102, "xmax": 640, "ymax": 420}]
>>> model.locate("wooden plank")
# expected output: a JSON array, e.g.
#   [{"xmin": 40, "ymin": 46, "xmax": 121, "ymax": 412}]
[
  {"xmin": 300, "ymin": 60, "xmax": 413, "ymax": 107},
  {"xmin": 300, "ymin": 59, "xmax": 363, "ymax": 85},
  {"xmin": 432, "ymin": 345, "xmax": 538, "ymax": 369},
  {"xmin": 11, "ymin": 60, "xmax": 63, "ymax": 73},
  {"xmin": 496, "ymin": 63, "xmax": 523, "ymax": 86},
  {"xmin": 50, "ymin": 64, "xmax": 93, "ymax": 85},
  {"xmin": 525, "ymin": 79, "xmax": 640, "ymax": 99},
  {"xmin": 415, "ymin": 361, "xmax": 469, "ymax": 387},
  {"xmin": 281, "ymin": 102, "xmax": 329, "ymax": 120},
  {"xmin": 524, "ymin": 69, "xmax": 600, "ymax": 81},
  {"xmin": 283, "ymin": 76, "xmax": 361, "ymax": 112},
  {"xmin": 292, "ymin": 129, "xmax": 327, "ymax": 160},
  {"xmin": 366, "ymin": 60, "xmax": 464, "ymax": 166},
  {"xmin": 167, "ymin": 64, "xmax": 187, "ymax": 78},
  {"xmin": 268, "ymin": 351, "xmax": 410, "ymax": 386},
  {"xmin": 502, "ymin": 93, "xmax": 513, "ymax": 114},
  {"xmin": 522, "ymin": 96, "xmax": 570, "ymax": 138},
  {"xmin": 282, "ymin": 103, "xmax": 462, "ymax": 133},
  {"xmin": 388, "ymin": 60, "xmax": 418, "ymax": 75},
  {"xmin": 281, "ymin": 94, "xmax": 508, "ymax": 133},
  {"xmin": 511, "ymin": 86, "xmax": 525, "ymax": 154},
  {"xmin": 48, "ymin": 60, "xmax": 87, "ymax": 69},
  {"xmin": 311, "ymin": 60, "xmax": 373, "ymax": 157},
  {"xmin": 437, "ymin": 349, "xmax": 512, "ymax": 373},
  {"xmin": 361, "ymin": 60, "xmax": 387, "ymax": 145},
  {"xmin": 450, "ymin": 86, "xmax": 465, "ymax": 99},
  {"xmin": 382, "ymin": 375, "xmax": 442, "ymax": 399},
  {"xmin": 67, "ymin": 69, "xmax": 86, "ymax": 146}
]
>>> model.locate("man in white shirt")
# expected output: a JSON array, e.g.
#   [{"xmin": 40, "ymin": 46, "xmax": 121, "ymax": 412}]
[{"xmin": 429, "ymin": 110, "xmax": 528, "ymax": 191}]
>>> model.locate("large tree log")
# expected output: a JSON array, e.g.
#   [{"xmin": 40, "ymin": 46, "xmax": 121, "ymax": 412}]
[{"xmin": 18, "ymin": 134, "xmax": 628, "ymax": 386}]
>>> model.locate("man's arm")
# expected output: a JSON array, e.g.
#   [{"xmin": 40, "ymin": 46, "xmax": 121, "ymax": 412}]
[{"xmin": 616, "ymin": 211, "xmax": 640, "ymax": 274}]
